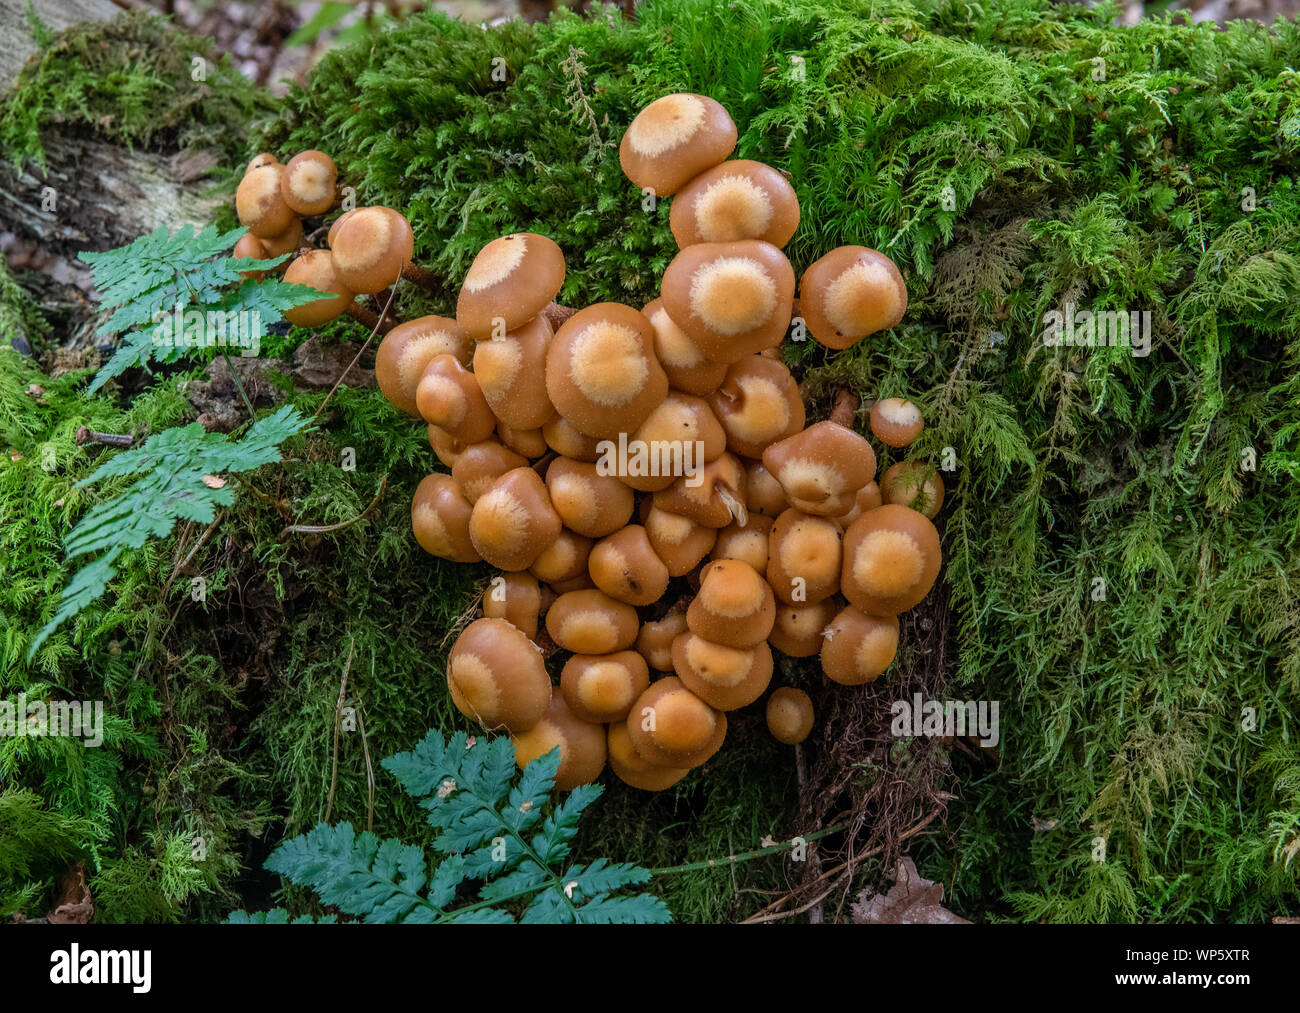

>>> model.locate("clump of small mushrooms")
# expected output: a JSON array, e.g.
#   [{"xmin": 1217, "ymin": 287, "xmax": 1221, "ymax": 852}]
[{"xmin": 366, "ymin": 94, "xmax": 945, "ymax": 790}]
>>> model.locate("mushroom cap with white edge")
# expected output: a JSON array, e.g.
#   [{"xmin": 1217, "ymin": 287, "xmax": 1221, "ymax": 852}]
[
  {"xmin": 766, "ymin": 507, "xmax": 843, "ymax": 606},
  {"xmin": 511, "ymin": 695, "xmax": 607, "ymax": 791},
  {"xmin": 670, "ymin": 159, "xmax": 800, "ymax": 248},
  {"xmin": 472, "ymin": 314, "xmax": 555, "ymax": 431},
  {"xmin": 544, "ymin": 457, "xmax": 636, "ymax": 538},
  {"xmin": 644, "ymin": 504, "xmax": 718, "ymax": 576},
  {"xmin": 236, "ymin": 164, "xmax": 296, "ymax": 239},
  {"xmin": 375, "ymin": 315, "xmax": 471, "ymax": 417},
  {"xmin": 414, "ymin": 354, "xmax": 497, "ymax": 444},
  {"xmin": 457, "ymin": 232, "xmax": 565, "ymax": 340},
  {"xmin": 587, "ymin": 524, "xmax": 670, "ymax": 607},
  {"xmin": 280, "ymin": 149, "xmax": 337, "ymax": 216},
  {"xmin": 411, "ymin": 474, "xmax": 480, "ymax": 563},
  {"xmin": 542, "ymin": 413, "xmax": 603, "ymax": 462},
  {"xmin": 660, "ymin": 239, "xmax": 795, "ymax": 363},
  {"xmin": 282, "ymin": 250, "xmax": 354, "ymax": 327},
  {"xmin": 452, "ymin": 441, "xmax": 529, "ymax": 504},
  {"xmin": 671, "ymin": 632, "xmax": 773, "ymax": 711},
  {"xmin": 560, "ymin": 650, "xmax": 651, "ymax": 724},
  {"xmin": 642, "ymin": 298, "xmax": 729, "ymax": 396},
  {"xmin": 768, "ymin": 598, "xmax": 837, "ymax": 658},
  {"xmin": 708, "ymin": 354, "xmax": 805, "ymax": 459},
  {"xmin": 880, "ymin": 461, "xmax": 945, "ymax": 519},
  {"xmin": 529, "ymin": 528, "xmax": 593, "ymax": 585},
  {"xmin": 626, "ymin": 676, "xmax": 727, "ymax": 769},
  {"xmin": 836, "ymin": 480, "xmax": 884, "ymax": 527},
  {"xmin": 710, "ymin": 513, "xmax": 774, "ymax": 573},
  {"xmin": 544, "ymin": 588, "xmax": 640, "ymax": 654},
  {"xmin": 481, "ymin": 571, "xmax": 542, "ymax": 641},
  {"xmin": 468, "ymin": 466, "xmax": 563, "ymax": 571},
  {"xmin": 761, "ymin": 420, "xmax": 877, "ymax": 517},
  {"xmin": 446, "ymin": 617, "xmax": 551, "ymax": 733},
  {"xmin": 819, "ymin": 605, "xmax": 900, "ymax": 685},
  {"xmin": 330, "ymin": 206, "xmax": 416, "ymax": 295},
  {"xmin": 619, "ymin": 93, "xmax": 738, "ymax": 197},
  {"xmin": 869, "ymin": 397, "xmax": 924, "ymax": 448},
  {"xmin": 766, "ymin": 687, "xmax": 814, "ymax": 744},
  {"xmin": 607, "ymin": 721, "xmax": 689, "ymax": 792},
  {"xmin": 799, "ymin": 245, "xmax": 907, "ymax": 350},
  {"xmin": 651, "ymin": 452, "xmax": 748, "ymax": 528},
  {"xmin": 636, "ymin": 612, "xmax": 689, "ymax": 672},
  {"xmin": 840, "ymin": 504, "xmax": 941, "ymax": 615},
  {"xmin": 621, "ymin": 392, "xmax": 727, "ymax": 493},
  {"xmin": 687, "ymin": 558, "xmax": 776, "ymax": 648}
]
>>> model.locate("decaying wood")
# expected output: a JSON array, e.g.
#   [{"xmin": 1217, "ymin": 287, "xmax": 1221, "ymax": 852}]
[{"xmin": 0, "ymin": 0, "xmax": 122, "ymax": 91}]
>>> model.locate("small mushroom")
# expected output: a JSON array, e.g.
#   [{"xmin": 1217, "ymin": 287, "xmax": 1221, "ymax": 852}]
[
  {"xmin": 766, "ymin": 508, "xmax": 843, "ymax": 606},
  {"xmin": 236, "ymin": 164, "xmax": 296, "ymax": 239},
  {"xmin": 607, "ymin": 721, "xmax": 689, "ymax": 792},
  {"xmin": 642, "ymin": 298, "xmax": 729, "ymax": 396},
  {"xmin": 660, "ymin": 240, "xmax": 796, "ymax": 363},
  {"xmin": 280, "ymin": 149, "xmax": 338, "ymax": 216},
  {"xmin": 618, "ymin": 93, "xmax": 737, "ymax": 197},
  {"xmin": 457, "ymin": 232, "xmax": 566, "ymax": 339},
  {"xmin": 840, "ymin": 504, "xmax": 941, "ymax": 615},
  {"xmin": 545, "ymin": 303, "xmax": 668, "ymax": 440},
  {"xmin": 375, "ymin": 315, "xmax": 471, "ymax": 417},
  {"xmin": 869, "ymin": 397, "xmax": 924, "ymax": 448},
  {"xmin": 245, "ymin": 152, "xmax": 279, "ymax": 174},
  {"xmin": 820, "ymin": 606, "xmax": 900, "ymax": 685},
  {"xmin": 411, "ymin": 474, "xmax": 480, "ymax": 563},
  {"xmin": 232, "ymin": 232, "xmax": 270, "ymax": 281},
  {"xmin": 544, "ymin": 457, "xmax": 636, "ymax": 538},
  {"xmin": 545, "ymin": 588, "xmax": 639, "ymax": 654},
  {"xmin": 670, "ymin": 159, "xmax": 800, "ymax": 248},
  {"xmin": 652, "ymin": 452, "xmax": 748, "ymax": 528},
  {"xmin": 687, "ymin": 558, "xmax": 775, "ymax": 648},
  {"xmin": 497, "ymin": 420, "xmax": 548, "ymax": 459},
  {"xmin": 330, "ymin": 206, "xmax": 434, "ymax": 294},
  {"xmin": 511, "ymin": 696, "xmax": 607, "ymax": 790},
  {"xmin": 542, "ymin": 413, "xmax": 603, "ymax": 462},
  {"xmin": 620, "ymin": 392, "xmax": 727, "ymax": 493},
  {"xmin": 427, "ymin": 425, "xmax": 467, "ymax": 468},
  {"xmin": 711, "ymin": 514, "xmax": 774, "ymax": 572},
  {"xmin": 761, "ymin": 420, "xmax": 877, "ymax": 517},
  {"xmin": 880, "ymin": 461, "xmax": 945, "ymax": 519},
  {"xmin": 765, "ymin": 687, "xmax": 814, "ymax": 744},
  {"xmin": 415, "ymin": 354, "xmax": 497, "ymax": 444},
  {"xmin": 626, "ymin": 676, "xmax": 727, "ymax": 769},
  {"xmin": 708, "ymin": 354, "xmax": 805, "ymax": 459},
  {"xmin": 530, "ymin": 528, "xmax": 594, "ymax": 585},
  {"xmin": 587, "ymin": 524, "xmax": 670, "ymax": 606},
  {"xmin": 798, "ymin": 246, "xmax": 907, "ymax": 350},
  {"xmin": 452, "ymin": 441, "xmax": 529, "ymax": 504},
  {"xmin": 481, "ymin": 571, "xmax": 542, "ymax": 640},
  {"xmin": 644, "ymin": 505, "xmax": 718, "ymax": 576},
  {"xmin": 259, "ymin": 217, "xmax": 303, "ymax": 259},
  {"xmin": 282, "ymin": 250, "xmax": 383, "ymax": 330},
  {"xmin": 636, "ymin": 612, "xmax": 689, "ymax": 672},
  {"xmin": 468, "ymin": 466, "xmax": 563, "ymax": 571},
  {"xmin": 745, "ymin": 460, "xmax": 789, "ymax": 517},
  {"xmin": 768, "ymin": 599, "xmax": 837, "ymax": 658},
  {"xmin": 836, "ymin": 481, "xmax": 883, "ymax": 527},
  {"xmin": 560, "ymin": 650, "xmax": 651, "ymax": 724},
  {"xmin": 447, "ymin": 618, "xmax": 551, "ymax": 733},
  {"xmin": 472, "ymin": 314, "xmax": 555, "ymax": 430},
  {"xmin": 671, "ymin": 633, "xmax": 773, "ymax": 711}
]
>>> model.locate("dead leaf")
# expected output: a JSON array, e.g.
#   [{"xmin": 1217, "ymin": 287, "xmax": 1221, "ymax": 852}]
[
  {"xmin": 47, "ymin": 862, "xmax": 93, "ymax": 925},
  {"xmin": 851, "ymin": 857, "xmax": 971, "ymax": 924},
  {"xmin": 202, "ymin": 475, "xmax": 226, "ymax": 489}
]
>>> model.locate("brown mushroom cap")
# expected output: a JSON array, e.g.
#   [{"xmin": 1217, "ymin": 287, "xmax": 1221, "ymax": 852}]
[
  {"xmin": 545, "ymin": 588, "xmax": 639, "ymax": 654},
  {"xmin": 820, "ymin": 605, "xmax": 900, "ymax": 685},
  {"xmin": 529, "ymin": 528, "xmax": 594, "ymax": 585},
  {"xmin": 711, "ymin": 514, "xmax": 774, "ymax": 572},
  {"xmin": 326, "ymin": 207, "xmax": 360, "ymax": 248},
  {"xmin": 745, "ymin": 460, "xmax": 789, "ymax": 517},
  {"xmin": 245, "ymin": 152, "xmax": 279, "ymax": 174},
  {"xmin": 687, "ymin": 558, "xmax": 776, "ymax": 647},
  {"xmin": 652, "ymin": 452, "xmax": 748, "ymax": 528},
  {"xmin": 452, "ymin": 441, "xmax": 529, "ymax": 504},
  {"xmin": 496, "ymin": 420, "xmax": 548, "ymax": 459},
  {"xmin": 642, "ymin": 298, "xmax": 730, "ymax": 396},
  {"xmin": 870, "ymin": 397, "xmax": 924, "ymax": 448},
  {"xmin": 375, "ymin": 315, "xmax": 471, "ymax": 417},
  {"xmin": 766, "ymin": 687, "xmax": 814, "ymax": 744},
  {"xmin": 607, "ymin": 721, "xmax": 689, "ymax": 792},
  {"xmin": 457, "ymin": 232, "xmax": 566, "ymax": 339},
  {"xmin": 840, "ymin": 504, "xmax": 941, "ymax": 615},
  {"xmin": 836, "ymin": 481, "xmax": 883, "ymax": 527},
  {"xmin": 330, "ymin": 206, "xmax": 416, "ymax": 295},
  {"xmin": 468, "ymin": 466, "xmax": 563, "ymax": 571},
  {"xmin": 482, "ymin": 571, "xmax": 542, "ymax": 640},
  {"xmin": 233, "ymin": 232, "xmax": 270, "ymax": 281},
  {"xmin": 427, "ymin": 425, "xmax": 467, "ymax": 468},
  {"xmin": 880, "ymin": 461, "xmax": 945, "ymax": 519},
  {"xmin": 660, "ymin": 240, "xmax": 796, "ymax": 363},
  {"xmin": 282, "ymin": 250, "xmax": 355, "ymax": 327},
  {"xmin": 670, "ymin": 159, "xmax": 800, "ymax": 248},
  {"xmin": 619, "ymin": 392, "xmax": 727, "ymax": 493},
  {"xmin": 626, "ymin": 676, "xmax": 727, "ymax": 768},
  {"xmin": 544, "ymin": 457, "xmax": 636, "ymax": 538},
  {"xmin": 587, "ymin": 524, "xmax": 670, "ymax": 607},
  {"xmin": 761, "ymin": 420, "xmax": 877, "ymax": 517},
  {"xmin": 547, "ymin": 573, "xmax": 597, "ymax": 595},
  {"xmin": 411, "ymin": 474, "xmax": 480, "ymax": 563},
  {"xmin": 672, "ymin": 632, "xmax": 773, "ymax": 711},
  {"xmin": 799, "ymin": 245, "xmax": 908, "ymax": 350},
  {"xmin": 447, "ymin": 617, "xmax": 551, "ymax": 733},
  {"xmin": 415, "ymin": 354, "xmax": 497, "ymax": 444},
  {"xmin": 545, "ymin": 302, "xmax": 668, "ymax": 440},
  {"xmin": 511, "ymin": 695, "xmax": 607, "ymax": 790},
  {"xmin": 766, "ymin": 508, "xmax": 843, "ymax": 606},
  {"xmin": 236, "ymin": 164, "xmax": 296, "ymax": 239},
  {"xmin": 542, "ymin": 413, "xmax": 603, "ymax": 463},
  {"xmin": 472, "ymin": 314, "xmax": 555, "ymax": 430},
  {"xmin": 644, "ymin": 505, "xmax": 718, "ymax": 576},
  {"xmin": 618, "ymin": 93, "xmax": 737, "ymax": 197},
  {"xmin": 560, "ymin": 650, "xmax": 651, "ymax": 724},
  {"xmin": 768, "ymin": 598, "xmax": 837, "ymax": 657},
  {"xmin": 280, "ymin": 149, "xmax": 338, "ymax": 216},
  {"xmin": 636, "ymin": 612, "xmax": 689, "ymax": 672},
  {"xmin": 259, "ymin": 217, "xmax": 303, "ymax": 259},
  {"xmin": 708, "ymin": 354, "xmax": 805, "ymax": 459}
]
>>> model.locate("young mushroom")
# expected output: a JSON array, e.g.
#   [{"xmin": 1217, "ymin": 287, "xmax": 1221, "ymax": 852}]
[
  {"xmin": 687, "ymin": 558, "xmax": 776, "ymax": 648},
  {"xmin": 236, "ymin": 164, "xmax": 296, "ymax": 239},
  {"xmin": 452, "ymin": 441, "xmax": 529, "ymax": 504},
  {"xmin": 587, "ymin": 524, "xmax": 670, "ymax": 606},
  {"xmin": 511, "ymin": 696, "xmax": 607, "ymax": 791},
  {"xmin": 869, "ymin": 397, "xmax": 924, "ymax": 448},
  {"xmin": 820, "ymin": 606, "xmax": 900, "ymax": 685},
  {"xmin": 280, "ymin": 149, "xmax": 338, "ymax": 216},
  {"xmin": 457, "ymin": 232, "xmax": 566, "ymax": 339},
  {"xmin": 644, "ymin": 505, "xmax": 718, "ymax": 576},
  {"xmin": 560, "ymin": 650, "xmax": 651, "ymax": 724},
  {"xmin": 545, "ymin": 457, "xmax": 636, "ymax": 538},
  {"xmin": 415, "ymin": 354, "xmax": 497, "ymax": 444},
  {"xmin": 836, "ymin": 481, "xmax": 884, "ymax": 527},
  {"xmin": 711, "ymin": 514, "xmax": 774, "ymax": 573},
  {"xmin": 468, "ymin": 467, "xmax": 563, "ymax": 571},
  {"xmin": 660, "ymin": 240, "xmax": 796, "ymax": 363},
  {"xmin": 544, "ymin": 588, "xmax": 640, "ymax": 654},
  {"xmin": 621, "ymin": 392, "xmax": 727, "ymax": 492},
  {"xmin": 330, "ymin": 206, "xmax": 437, "ymax": 293},
  {"xmin": 259, "ymin": 218, "xmax": 303, "ymax": 259},
  {"xmin": 636, "ymin": 612, "xmax": 689, "ymax": 672},
  {"xmin": 708, "ymin": 354, "xmax": 805, "ymax": 459},
  {"xmin": 411, "ymin": 474, "xmax": 480, "ymax": 563},
  {"xmin": 446, "ymin": 618, "xmax": 551, "ymax": 733},
  {"xmin": 671, "ymin": 633, "xmax": 773, "ymax": 711},
  {"xmin": 652, "ymin": 452, "xmax": 748, "ymax": 528},
  {"xmin": 481, "ymin": 571, "xmax": 542, "ymax": 640},
  {"xmin": 766, "ymin": 508, "xmax": 843, "ymax": 606},
  {"xmin": 840, "ymin": 504, "xmax": 941, "ymax": 615},
  {"xmin": 798, "ymin": 246, "xmax": 908, "ymax": 350},
  {"xmin": 427, "ymin": 425, "xmax": 467, "ymax": 468},
  {"xmin": 542, "ymin": 414, "xmax": 604, "ymax": 462},
  {"xmin": 619, "ymin": 93, "xmax": 738, "ymax": 197},
  {"xmin": 762, "ymin": 420, "xmax": 877, "ymax": 517},
  {"xmin": 745, "ymin": 460, "xmax": 789, "ymax": 517},
  {"xmin": 642, "ymin": 298, "xmax": 729, "ymax": 396},
  {"xmin": 529, "ymin": 528, "xmax": 594, "ymax": 586},
  {"xmin": 880, "ymin": 461, "xmax": 945, "ymax": 519},
  {"xmin": 497, "ymin": 420, "xmax": 549, "ymax": 459},
  {"xmin": 245, "ymin": 152, "xmax": 279, "ymax": 174},
  {"xmin": 472, "ymin": 315, "xmax": 555, "ymax": 430},
  {"xmin": 670, "ymin": 159, "xmax": 800, "ymax": 248},
  {"xmin": 375, "ymin": 315, "xmax": 471, "ymax": 417},
  {"xmin": 768, "ymin": 599, "xmax": 838, "ymax": 658},
  {"xmin": 607, "ymin": 721, "xmax": 689, "ymax": 792},
  {"xmin": 626, "ymin": 676, "xmax": 727, "ymax": 769},
  {"xmin": 765, "ymin": 687, "xmax": 814, "ymax": 745},
  {"xmin": 282, "ymin": 250, "xmax": 384, "ymax": 331}
]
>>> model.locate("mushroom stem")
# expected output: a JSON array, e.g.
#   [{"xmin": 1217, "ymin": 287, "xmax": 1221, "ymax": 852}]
[
  {"xmin": 541, "ymin": 301, "xmax": 580, "ymax": 330},
  {"xmin": 400, "ymin": 261, "xmax": 441, "ymax": 290},
  {"xmin": 829, "ymin": 389, "xmax": 860, "ymax": 429},
  {"xmin": 344, "ymin": 301, "xmax": 395, "ymax": 334}
]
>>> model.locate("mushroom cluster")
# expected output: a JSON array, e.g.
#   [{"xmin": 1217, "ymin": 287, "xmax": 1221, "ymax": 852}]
[{"xmin": 379, "ymin": 94, "xmax": 945, "ymax": 792}]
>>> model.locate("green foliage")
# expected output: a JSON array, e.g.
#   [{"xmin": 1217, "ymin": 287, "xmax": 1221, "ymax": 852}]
[
  {"xmin": 29, "ymin": 406, "xmax": 314, "ymax": 657},
  {"xmin": 0, "ymin": 788, "xmax": 92, "ymax": 917},
  {"xmin": 231, "ymin": 731, "xmax": 671, "ymax": 924}
]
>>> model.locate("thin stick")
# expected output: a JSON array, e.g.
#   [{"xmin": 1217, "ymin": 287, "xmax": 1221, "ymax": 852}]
[
  {"xmin": 74, "ymin": 426, "xmax": 135, "ymax": 448},
  {"xmin": 313, "ymin": 281, "xmax": 401, "ymax": 422},
  {"xmin": 278, "ymin": 476, "xmax": 387, "ymax": 540},
  {"xmin": 356, "ymin": 696, "xmax": 376, "ymax": 832},
  {"xmin": 323, "ymin": 637, "xmax": 356, "ymax": 824}
]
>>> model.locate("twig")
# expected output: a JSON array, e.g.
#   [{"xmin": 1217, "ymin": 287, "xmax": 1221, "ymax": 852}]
[
  {"xmin": 323, "ymin": 637, "xmax": 356, "ymax": 825},
  {"xmin": 356, "ymin": 696, "xmax": 376, "ymax": 833},
  {"xmin": 159, "ymin": 512, "xmax": 223, "ymax": 601},
  {"xmin": 312, "ymin": 277, "xmax": 402, "ymax": 423},
  {"xmin": 74, "ymin": 426, "xmax": 136, "ymax": 448},
  {"xmin": 278, "ymin": 476, "xmax": 387, "ymax": 540}
]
